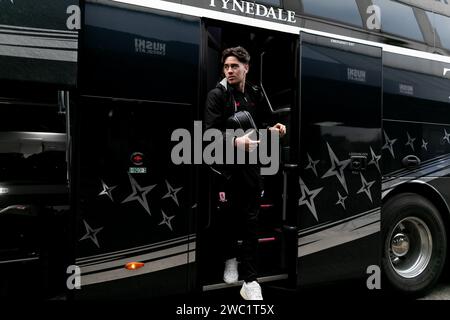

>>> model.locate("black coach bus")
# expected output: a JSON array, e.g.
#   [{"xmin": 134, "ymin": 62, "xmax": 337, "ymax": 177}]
[{"xmin": 1, "ymin": 0, "xmax": 450, "ymax": 300}]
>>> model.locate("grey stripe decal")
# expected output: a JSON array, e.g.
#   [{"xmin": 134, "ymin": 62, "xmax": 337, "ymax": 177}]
[
  {"xmin": 80, "ymin": 243, "xmax": 191, "ymax": 274},
  {"xmin": 0, "ymin": 34, "xmax": 78, "ymax": 49},
  {"xmin": 382, "ymin": 159, "xmax": 450, "ymax": 194},
  {"xmin": 383, "ymin": 154, "xmax": 450, "ymax": 183},
  {"xmin": 0, "ymin": 44, "xmax": 77, "ymax": 62},
  {"xmin": 0, "ymin": 29, "xmax": 78, "ymax": 39},
  {"xmin": 298, "ymin": 209, "xmax": 380, "ymax": 257},
  {"xmin": 81, "ymin": 251, "xmax": 192, "ymax": 286},
  {"xmin": 0, "ymin": 23, "xmax": 78, "ymax": 35},
  {"xmin": 76, "ymin": 234, "xmax": 195, "ymax": 264},
  {"xmin": 298, "ymin": 207, "xmax": 379, "ymax": 237},
  {"xmin": 0, "ymin": 256, "xmax": 40, "ymax": 264}
]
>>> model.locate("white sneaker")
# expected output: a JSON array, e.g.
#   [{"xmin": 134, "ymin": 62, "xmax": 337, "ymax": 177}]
[
  {"xmin": 240, "ymin": 281, "xmax": 263, "ymax": 300},
  {"xmin": 223, "ymin": 258, "xmax": 239, "ymax": 284}
]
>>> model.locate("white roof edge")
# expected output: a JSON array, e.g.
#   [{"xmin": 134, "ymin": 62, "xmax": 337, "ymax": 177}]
[{"xmin": 107, "ymin": 0, "xmax": 450, "ymax": 64}]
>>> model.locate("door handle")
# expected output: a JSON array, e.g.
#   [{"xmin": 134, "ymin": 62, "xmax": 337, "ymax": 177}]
[{"xmin": 402, "ymin": 155, "xmax": 421, "ymax": 169}]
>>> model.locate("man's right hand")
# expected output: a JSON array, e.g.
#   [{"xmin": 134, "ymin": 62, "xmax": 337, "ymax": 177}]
[{"xmin": 234, "ymin": 130, "xmax": 259, "ymax": 152}]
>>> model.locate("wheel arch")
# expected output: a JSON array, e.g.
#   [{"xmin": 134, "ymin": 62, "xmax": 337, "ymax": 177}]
[{"xmin": 382, "ymin": 180, "xmax": 450, "ymax": 228}]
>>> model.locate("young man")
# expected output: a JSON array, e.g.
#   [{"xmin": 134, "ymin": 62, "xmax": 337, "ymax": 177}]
[{"xmin": 204, "ymin": 46, "xmax": 285, "ymax": 300}]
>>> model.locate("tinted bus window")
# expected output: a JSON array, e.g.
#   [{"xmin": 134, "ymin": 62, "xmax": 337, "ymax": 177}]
[
  {"xmin": 256, "ymin": 0, "xmax": 281, "ymax": 6},
  {"xmin": 302, "ymin": 0, "xmax": 363, "ymax": 28},
  {"xmin": 372, "ymin": 0, "xmax": 424, "ymax": 42},
  {"xmin": 429, "ymin": 12, "xmax": 450, "ymax": 51},
  {"xmin": 0, "ymin": 87, "xmax": 66, "ymax": 184},
  {"xmin": 82, "ymin": 3, "xmax": 200, "ymax": 103},
  {"xmin": 383, "ymin": 53, "xmax": 450, "ymax": 124}
]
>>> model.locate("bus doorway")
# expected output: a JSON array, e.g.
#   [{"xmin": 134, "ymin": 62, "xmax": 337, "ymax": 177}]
[{"xmin": 198, "ymin": 20, "xmax": 299, "ymax": 292}]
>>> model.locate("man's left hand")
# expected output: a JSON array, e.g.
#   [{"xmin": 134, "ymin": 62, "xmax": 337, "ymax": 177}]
[{"xmin": 269, "ymin": 123, "xmax": 286, "ymax": 137}]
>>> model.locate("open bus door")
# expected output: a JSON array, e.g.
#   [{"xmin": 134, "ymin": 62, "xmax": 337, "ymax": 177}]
[
  {"xmin": 198, "ymin": 19, "xmax": 300, "ymax": 294},
  {"xmin": 295, "ymin": 32, "xmax": 383, "ymax": 287}
]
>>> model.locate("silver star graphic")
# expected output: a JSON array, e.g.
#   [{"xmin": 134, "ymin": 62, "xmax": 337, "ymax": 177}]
[
  {"xmin": 357, "ymin": 173, "xmax": 375, "ymax": 203},
  {"xmin": 122, "ymin": 173, "xmax": 156, "ymax": 215},
  {"xmin": 368, "ymin": 147, "xmax": 381, "ymax": 173},
  {"xmin": 335, "ymin": 191, "xmax": 347, "ymax": 210},
  {"xmin": 422, "ymin": 139, "xmax": 428, "ymax": 151},
  {"xmin": 158, "ymin": 210, "xmax": 175, "ymax": 231},
  {"xmin": 79, "ymin": 220, "xmax": 103, "ymax": 248},
  {"xmin": 305, "ymin": 153, "xmax": 320, "ymax": 176},
  {"xmin": 443, "ymin": 129, "xmax": 450, "ymax": 145},
  {"xmin": 162, "ymin": 180, "xmax": 183, "ymax": 206},
  {"xmin": 321, "ymin": 143, "xmax": 350, "ymax": 194},
  {"xmin": 298, "ymin": 177, "xmax": 323, "ymax": 222},
  {"xmin": 444, "ymin": 68, "xmax": 450, "ymax": 77},
  {"xmin": 382, "ymin": 131, "xmax": 397, "ymax": 159},
  {"xmin": 98, "ymin": 180, "xmax": 117, "ymax": 202},
  {"xmin": 405, "ymin": 132, "xmax": 416, "ymax": 151}
]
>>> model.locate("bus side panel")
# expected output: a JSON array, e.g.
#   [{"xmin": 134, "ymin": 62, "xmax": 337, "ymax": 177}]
[
  {"xmin": 297, "ymin": 33, "xmax": 382, "ymax": 286},
  {"xmin": 73, "ymin": 3, "xmax": 200, "ymax": 299},
  {"xmin": 382, "ymin": 53, "xmax": 450, "ymax": 187}
]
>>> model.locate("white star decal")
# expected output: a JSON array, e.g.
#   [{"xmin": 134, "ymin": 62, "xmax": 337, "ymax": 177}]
[
  {"xmin": 382, "ymin": 131, "xmax": 397, "ymax": 159},
  {"xmin": 422, "ymin": 139, "xmax": 428, "ymax": 151},
  {"xmin": 162, "ymin": 180, "xmax": 183, "ymax": 206},
  {"xmin": 357, "ymin": 173, "xmax": 375, "ymax": 203},
  {"xmin": 79, "ymin": 220, "xmax": 103, "ymax": 248},
  {"xmin": 321, "ymin": 143, "xmax": 350, "ymax": 194},
  {"xmin": 298, "ymin": 177, "xmax": 323, "ymax": 222},
  {"xmin": 335, "ymin": 191, "xmax": 347, "ymax": 210},
  {"xmin": 443, "ymin": 129, "xmax": 450, "ymax": 145},
  {"xmin": 305, "ymin": 153, "xmax": 320, "ymax": 176},
  {"xmin": 121, "ymin": 173, "xmax": 156, "ymax": 215},
  {"xmin": 405, "ymin": 132, "xmax": 416, "ymax": 151},
  {"xmin": 98, "ymin": 180, "xmax": 117, "ymax": 202},
  {"xmin": 158, "ymin": 210, "xmax": 175, "ymax": 231},
  {"xmin": 368, "ymin": 147, "xmax": 381, "ymax": 173}
]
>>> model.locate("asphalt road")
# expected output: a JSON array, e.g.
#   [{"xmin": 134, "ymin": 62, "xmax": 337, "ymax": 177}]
[
  {"xmin": 419, "ymin": 278, "xmax": 450, "ymax": 300},
  {"xmin": 196, "ymin": 275, "xmax": 450, "ymax": 303}
]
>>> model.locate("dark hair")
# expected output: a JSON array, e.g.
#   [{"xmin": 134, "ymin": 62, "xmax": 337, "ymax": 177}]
[{"xmin": 221, "ymin": 46, "xmax": 251, "ymax": 64}]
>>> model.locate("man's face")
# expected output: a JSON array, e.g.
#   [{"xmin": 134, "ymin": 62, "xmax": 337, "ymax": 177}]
[{"xmin": 223, "ymin": 56, "xmax": 248, "ymax": 86}]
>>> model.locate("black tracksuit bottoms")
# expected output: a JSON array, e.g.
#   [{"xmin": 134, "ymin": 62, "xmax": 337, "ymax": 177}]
[{"xmin": 221, "ymin": 166, "xmax": 261, "ymax": 283}]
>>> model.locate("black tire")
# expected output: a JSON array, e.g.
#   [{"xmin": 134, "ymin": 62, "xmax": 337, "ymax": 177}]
[{"xmin": 381, "ymin": 193, "xmax": 447, "ymax": 297}]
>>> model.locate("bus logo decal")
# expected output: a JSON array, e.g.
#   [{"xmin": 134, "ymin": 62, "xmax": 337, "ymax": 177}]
[
  {"xmin": 347, "ymin": 68, "xmax": 366, "ymax": 83},
  {"xmin": 209, "ymin": 0, "xmax": 296, "ymax": 24},
  {"xmin": 135, "ymin": 38, "xmax": 166, "ymax": 56}
]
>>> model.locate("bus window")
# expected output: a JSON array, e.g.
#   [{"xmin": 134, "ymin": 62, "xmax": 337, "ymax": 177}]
[
  {"xmin": 373, "ymin": 0, "xmax": 425, "ymax": 43},
  {"xmin": 82, "ymin": 2, "xmax": 199, "ymax": 103},
  {"xmin": 302, "ymin": 0, "xmax": 363, "ymax": 28},
  {"xmin": 429, "ymin": 12, "xmax": 450, "ymax": 51},
  {"xmin": 256, "ymin": 0, "xmax": 281, "ymax": 7},
  {"xmin": 0, "ymin": 86, "xmax": 67, "ymax": 185}
]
